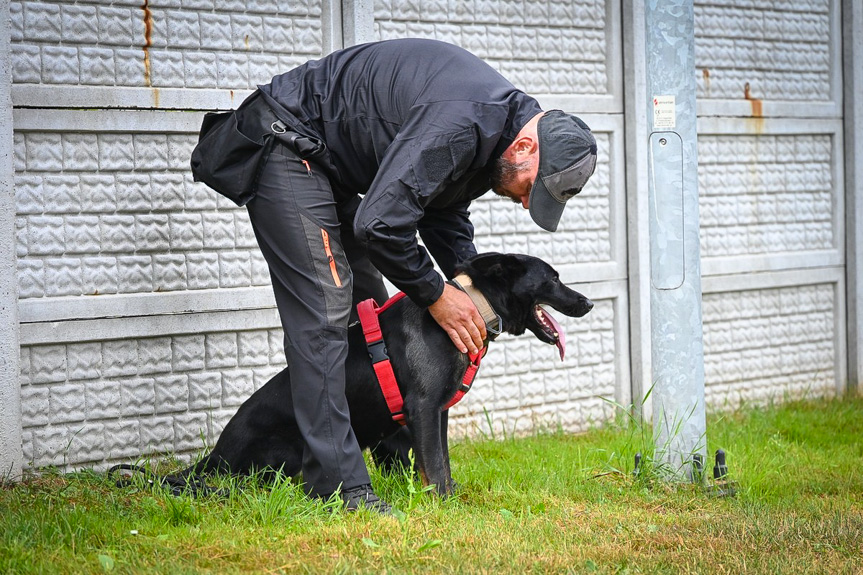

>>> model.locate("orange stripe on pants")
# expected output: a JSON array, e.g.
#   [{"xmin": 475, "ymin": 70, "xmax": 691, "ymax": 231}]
[{"xmin": 321, "ymin": 229, "xmax": 342, "ymax": 287}]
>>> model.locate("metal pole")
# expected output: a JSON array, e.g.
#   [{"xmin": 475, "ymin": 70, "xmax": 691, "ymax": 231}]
[
  {"xmin": 0, "ymin": 0, "xmax": 23, "ymax": 482},
  {"xmin": 645, "ymin": 0, "xmax": 707, "ymax": 480}
]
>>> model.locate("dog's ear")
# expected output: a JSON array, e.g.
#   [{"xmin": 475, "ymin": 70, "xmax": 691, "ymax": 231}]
[
  {"xmin": 470, "ymin": 254, "xmax": 526, "ymax": 281},
  {"xmin": 482, "ymin": 263, "xmax": 506, "ymax": 280}
]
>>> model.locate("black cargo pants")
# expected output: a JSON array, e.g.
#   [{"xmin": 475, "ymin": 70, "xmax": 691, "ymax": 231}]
[{"xmin": 245, "ymin": 140, "xmax": 390, "ymax": 498}]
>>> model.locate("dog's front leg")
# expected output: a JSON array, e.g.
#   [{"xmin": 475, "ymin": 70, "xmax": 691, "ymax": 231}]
[
  {"xmin": 440, "ymin": 410, "xmax": 454, "ymax": 488},
  {"xmin": 406, "ymin": 406, "xmax": 453, "ymax": 496}
]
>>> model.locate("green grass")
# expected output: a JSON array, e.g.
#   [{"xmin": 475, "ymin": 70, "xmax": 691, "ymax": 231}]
[{"xmin": 2, "ymin": 396, "xmax": 862, "ymax": 574}]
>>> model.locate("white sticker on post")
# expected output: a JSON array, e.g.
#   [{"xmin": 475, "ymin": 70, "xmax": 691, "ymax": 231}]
[{"xmin": 653, "ymin": 95, "xmax": 676, "ymax": 129}]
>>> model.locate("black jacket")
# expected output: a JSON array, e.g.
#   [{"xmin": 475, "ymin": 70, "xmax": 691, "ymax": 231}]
[{"xmin": 259, "ymin": 39, "xmax": 542, "ymax": 307}]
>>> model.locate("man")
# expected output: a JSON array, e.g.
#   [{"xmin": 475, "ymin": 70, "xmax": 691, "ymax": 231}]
[{"xmin": 203, "ymin": 38, "xmax": 597, "ymax": 513}]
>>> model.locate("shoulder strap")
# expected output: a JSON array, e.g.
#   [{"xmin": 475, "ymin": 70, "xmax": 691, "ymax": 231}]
[
  {"xmin": 442, "ymin": 347, "xmax": 486, "ymax": 411},
  {"xmin": 357, "ymin": 295, "xmax": 407, "ymax": 425}
]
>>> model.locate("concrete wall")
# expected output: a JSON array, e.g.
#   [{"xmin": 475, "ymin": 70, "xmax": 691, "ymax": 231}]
[
  {"xmin": 3, "ymin": 0, "xmax": 858, "ymax": 472},
  {"xmin": 694, "ymin": 0, "xmax": 847, "ymax": 406}
]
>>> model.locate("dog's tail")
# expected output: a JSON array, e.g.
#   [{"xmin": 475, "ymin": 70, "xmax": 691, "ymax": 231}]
[{"xmin": 107, "ymin": 463, "xmax": 229, "ymax": 499}]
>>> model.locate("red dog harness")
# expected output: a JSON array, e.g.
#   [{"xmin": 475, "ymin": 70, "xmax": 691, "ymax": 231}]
[{"xmin": 357, "ymin": 291, "xmax": 485, "ymax": 425}]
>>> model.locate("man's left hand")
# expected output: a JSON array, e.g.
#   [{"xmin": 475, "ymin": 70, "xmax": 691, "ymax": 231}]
[{"xmin": 427, "ymin": 283, "xmax": 487, "ymax": 355}]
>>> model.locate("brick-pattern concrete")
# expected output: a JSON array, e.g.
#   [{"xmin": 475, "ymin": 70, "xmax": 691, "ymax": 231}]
[
  {"xmin": 373, "ymin": 0, "xmax": 610, "ymax": 95},
  {"xmin": 19, "ymin": 329, "xmax": 286, "ymax": 469},
  {"xmin": 703, "ymin": 283, "xmax": 837, "ymax": 407},
  {"xmin": 14, "ymin": 130, "xmax": 267, "ymax": 299},
  {"xmin": 692, "ymin": 0, "xmax": 845, "ymax": 414},
  {"xmin": 698, "ymin": 133, "xmax": 836, "ymax": 257},
  {"xmin": 694, "ymin": 0, "xmax": 832, "ymax": 101},
  {"xmin": 10, "ymin": 0, "xmax": 322, "ymax": 89}
]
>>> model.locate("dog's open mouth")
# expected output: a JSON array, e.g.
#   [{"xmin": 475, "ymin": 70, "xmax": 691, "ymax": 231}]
[{"xmin": 535, "ymin": 305, "xmax": 566, "ymax": 361}]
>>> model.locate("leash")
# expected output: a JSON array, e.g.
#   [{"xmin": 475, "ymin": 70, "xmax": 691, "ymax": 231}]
[
  {"xmin": 107, "ymin": 464, "xmax": 229, "ymax": 499},
  {"xmin": 357, "ymin": 291, "xmax": 486, "ymax": 425}
]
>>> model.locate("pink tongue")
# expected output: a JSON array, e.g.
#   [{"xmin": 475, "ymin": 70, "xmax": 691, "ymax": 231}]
[{"xmin": 540, "ymin": 306, "xmax": 566, "ymax": 361}]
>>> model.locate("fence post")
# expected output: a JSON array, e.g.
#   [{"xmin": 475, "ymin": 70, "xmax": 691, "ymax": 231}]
[
  {"xmin": 0, "ymin": 0, "xmax": 23, "ymax": 481},
  {"xmin": 624, "ymin": 0, "xmax": 653, "ymax": 424},
  {"xmin": 844, "ymin": 0, "xmax": 863, "ymax": 394},
  {"xmin": 644, "ymin": 0, "xmax": 707, "ymax": 479},
  {"xmin": 342, "ymin": 0, "xmax": 375, "ymax": 47}
]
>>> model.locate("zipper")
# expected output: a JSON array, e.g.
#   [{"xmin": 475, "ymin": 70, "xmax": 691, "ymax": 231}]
[{"xmin": 320, "ymin": 229, "xmax": 342, "ymax": 287}]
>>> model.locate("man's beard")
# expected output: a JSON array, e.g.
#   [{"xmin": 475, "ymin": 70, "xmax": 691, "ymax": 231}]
[{"xmin": 490, "ymin": 156, "xmax": 531, "ymax": 202}]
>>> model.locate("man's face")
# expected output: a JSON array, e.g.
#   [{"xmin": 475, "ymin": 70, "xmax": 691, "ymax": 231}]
[{"xmin": 490, "ymin": 157, "xmax": 535, "ymax": 209}]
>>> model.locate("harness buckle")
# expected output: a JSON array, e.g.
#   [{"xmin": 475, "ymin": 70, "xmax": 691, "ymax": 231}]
[{"xmin": 367, "ymin": 339, "xmax": 389, "ymax": 364}]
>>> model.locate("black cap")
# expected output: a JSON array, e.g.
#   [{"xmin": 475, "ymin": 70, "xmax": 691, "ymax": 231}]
[{"xmin": 529, "ymin": 111, "xmax": 598, "ymax": 232}]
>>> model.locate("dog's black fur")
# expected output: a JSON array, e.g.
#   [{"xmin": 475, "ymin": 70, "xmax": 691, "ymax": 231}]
[{"xmin": 185, "ymin": 253, "xmax": 593, "ymax": 495}]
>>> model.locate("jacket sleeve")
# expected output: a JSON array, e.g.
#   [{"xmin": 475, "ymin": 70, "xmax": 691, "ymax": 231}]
[
  {"xmin": 353, "ymin": 112, "xmax": 480, "ymax": 307},
  {"xmin": 418, "ymin": 201, "xmax": 478, "ymax": 280}
]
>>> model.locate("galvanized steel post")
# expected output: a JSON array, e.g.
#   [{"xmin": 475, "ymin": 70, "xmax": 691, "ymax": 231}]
[{"xmin": 645, "ymin": 0, "xmax": 707, "ymax": 480}]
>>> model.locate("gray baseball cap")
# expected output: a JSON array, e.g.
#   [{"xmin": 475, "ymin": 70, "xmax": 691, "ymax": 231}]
[{"xmin": 529, "ymin": 110, "xmax": 598, "ymax": 232}]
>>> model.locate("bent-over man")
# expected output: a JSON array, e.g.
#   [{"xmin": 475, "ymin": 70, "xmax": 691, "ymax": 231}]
[{"xmin": 193, "ymin": 38, "xmax": 597, "ymax": 514}]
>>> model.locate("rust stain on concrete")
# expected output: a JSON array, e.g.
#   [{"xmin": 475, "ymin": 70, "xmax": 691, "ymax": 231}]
[
  {"xmin": 744, "ymin": 82, "xmax": 764, "ymax": 134},
  {"xmin": 141, "ymin": 0, "xmax": 153, "ymax": 88}
]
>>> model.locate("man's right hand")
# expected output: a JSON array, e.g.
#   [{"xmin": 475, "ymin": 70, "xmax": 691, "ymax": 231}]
[{"xmin": 428, "ymin": 283, "xmax": 487, "ymax": 355}]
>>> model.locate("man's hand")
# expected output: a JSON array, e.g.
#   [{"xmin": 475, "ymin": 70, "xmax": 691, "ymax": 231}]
[{"xmin": 428, "ymin": 283, "xmax": 487, "ymax": 355}]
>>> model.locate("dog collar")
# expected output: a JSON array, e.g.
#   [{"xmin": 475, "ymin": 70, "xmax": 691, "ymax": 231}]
[{"xmin": 452, "ymin": 273, "xmax": 502, "ymax": 340}]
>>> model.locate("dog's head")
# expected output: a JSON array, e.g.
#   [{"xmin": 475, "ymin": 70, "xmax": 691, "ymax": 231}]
[{"xmin": 455, "ymin": 253, "xmax": 594, "ymax": 360}]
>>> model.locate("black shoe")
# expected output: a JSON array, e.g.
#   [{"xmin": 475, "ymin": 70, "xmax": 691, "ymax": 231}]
[{"xmin": 341, "ymin": 484, "xmax": 393, "ymax": 515}]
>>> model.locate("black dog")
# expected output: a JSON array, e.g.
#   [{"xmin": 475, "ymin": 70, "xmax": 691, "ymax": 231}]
[{"xmin": 185, "ymin": 253, "xmax": 594, "ymax": 496}]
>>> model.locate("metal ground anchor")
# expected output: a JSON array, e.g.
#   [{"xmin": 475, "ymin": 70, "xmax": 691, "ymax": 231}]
[
  {"xmin": 706, "ymin": 449, "xmax": 738, "ymax": 498},
  {"xmin": 691, "ymin": 452, "xmax": 704, "ymax": 483}
]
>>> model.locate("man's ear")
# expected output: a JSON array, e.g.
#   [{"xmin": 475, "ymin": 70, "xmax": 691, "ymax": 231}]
[{"xmin": 513, "ymin": 134, "xmax": 538, "ymax": 159}]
